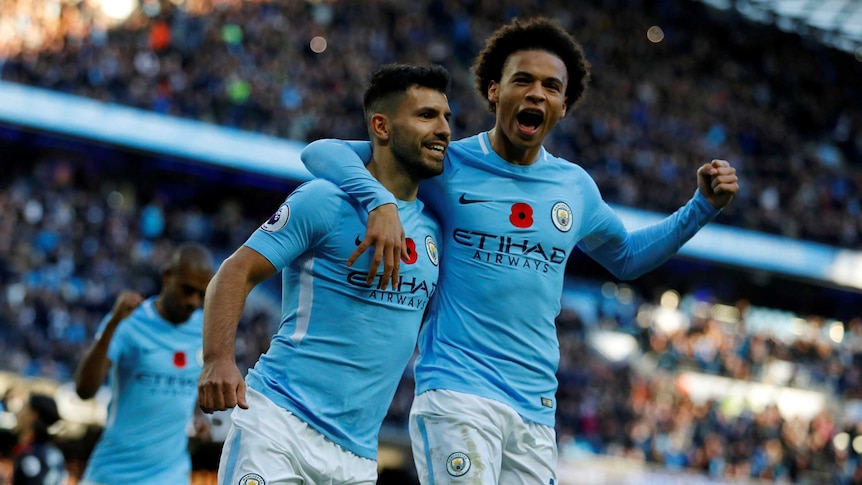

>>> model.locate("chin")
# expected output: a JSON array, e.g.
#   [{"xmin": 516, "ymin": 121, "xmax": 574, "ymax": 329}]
[{"xmin": 513, "ymin": 134, "xmax": 541, "ymax": 147}]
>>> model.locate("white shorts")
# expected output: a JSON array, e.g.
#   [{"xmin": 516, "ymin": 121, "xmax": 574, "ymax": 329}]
[
  {"xmin": 409, "ymin": 389, "xmax": 557, "ymax": 485},
  {"xmin": 218, "ymin": 387, "xmax": 377, "ymax": 485}
]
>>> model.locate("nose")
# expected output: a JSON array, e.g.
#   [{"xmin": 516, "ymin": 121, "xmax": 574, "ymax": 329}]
[
  {"xmin": 435, "ymin": 114, "xmax": 451, "ymax": 140},
  {"xmin": 526, "ymin": 81, "xmax": 546, "ymax": 102},
  {"xmin": 190, "ymin": 290, "xmax": 205, "ymax": 309}
]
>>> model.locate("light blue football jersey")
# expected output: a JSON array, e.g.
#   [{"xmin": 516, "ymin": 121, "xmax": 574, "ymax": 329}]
[
  {"xmin": 300, "ymin": 133, "xmax": 720, "ymax": 427},
  {"xmin": 83, "ymin": 298, "xmax": 203, "ymax": 484},
  {"xmin": 244, "ymin": 179, "xmax": 441, "ymax": 460}
]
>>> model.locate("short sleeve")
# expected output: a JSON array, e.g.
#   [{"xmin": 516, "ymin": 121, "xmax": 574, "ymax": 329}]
[{"xmin": 244, "ymin": 180, "xmax": 344, "ymax": 271}]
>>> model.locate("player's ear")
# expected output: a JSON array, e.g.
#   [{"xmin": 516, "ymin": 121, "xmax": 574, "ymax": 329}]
[
  {"xmin": 370, "ymin": 113, "xmax": 390, "ymax": 142},
  {"xmin": 161, "ymin": 264, "xmax": 173, "ymax": 286},
  {"xmin": 487, "ymin": 81, "xmax": 499, "ymax": 105}
]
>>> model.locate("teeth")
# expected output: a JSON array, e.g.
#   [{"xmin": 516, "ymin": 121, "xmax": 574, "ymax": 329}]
[{"xmin": 428, "ymin": 145, "xmax": 444, "ymax": 152}]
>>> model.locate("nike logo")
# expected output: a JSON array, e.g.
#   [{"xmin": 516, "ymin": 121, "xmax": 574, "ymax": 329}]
[
  {"xmin": 355, "ymin": 235, "xmax": 363, "ymax": 246},
  {"xmin": 458, "ymin": 194, "xmax": 490, "ymax": 205}
]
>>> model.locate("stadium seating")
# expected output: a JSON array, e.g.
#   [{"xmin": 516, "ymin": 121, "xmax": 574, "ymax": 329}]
[{"xmin": 2, "ymin": 1, "xmax": 861, "ymax": 483}]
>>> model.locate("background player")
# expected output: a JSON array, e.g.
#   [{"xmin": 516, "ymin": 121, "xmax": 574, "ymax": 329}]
[{"xmin": 75, "ymin": 243, "xmax": 214, "ymax": 485}]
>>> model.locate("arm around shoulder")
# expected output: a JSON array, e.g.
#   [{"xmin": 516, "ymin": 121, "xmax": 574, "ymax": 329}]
[{"xmin": 300, "ymin": 139, "xmax": 396, "ymax": 212}]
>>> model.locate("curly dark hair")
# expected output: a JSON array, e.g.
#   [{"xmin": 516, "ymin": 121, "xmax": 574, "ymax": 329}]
[{"xmin": 471, "ymin": 17, "xmax": 591, "ymax": 113}]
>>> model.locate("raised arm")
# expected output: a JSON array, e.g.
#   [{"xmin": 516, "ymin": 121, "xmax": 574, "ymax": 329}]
[
  {"xmin": 301, "ymin": 139, "xmax": 406, "ymax": 289},
  {"xmin": 197, "ymin": 246, "xmax": 276, "ymax": 413},
  {"xmin": 75, "ymin": 290, "xmax": 143, "ymax": 399},
  {"xmin": 583, "ymin": 159, "xmax": 738, "ymax": 279}
]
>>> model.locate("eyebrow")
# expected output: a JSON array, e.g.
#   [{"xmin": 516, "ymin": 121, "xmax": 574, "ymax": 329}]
[
  {"xmin": 183, "ymin": 283, "xmax": 206, "ymax": 295},
  {"xmin": 511, "ymin": 71, "xmax": 564, "ymax": 86},
  {"xmin": 416, "ymin": 106, "xmax": 453, "ymax": 118}
]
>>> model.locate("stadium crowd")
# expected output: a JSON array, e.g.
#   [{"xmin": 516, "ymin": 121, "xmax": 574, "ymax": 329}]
[
  {"xmin": 376, "ymin": 293, "xmax": 862, "ymax": 484},
  {"xmin": 8, "ymin": 149, "xmax": 862, "ymax": 483},
  {"xmin": 2, "ymin": 0, "xmax": 862, "ymax": 484},
  {"xmin": 1, "ymin": 0, "xmax": 862, "ymax": 247},
  {"xmin": 0, "ymin": 156, "xmax": 280, "ymax": 384},
  {"xmin": 551, "ymin": 303, "xmax": 862, "ymax": 484},
  {"xmin": 2, "ymin": 157, "xmax": 860, "ymax": 484}
]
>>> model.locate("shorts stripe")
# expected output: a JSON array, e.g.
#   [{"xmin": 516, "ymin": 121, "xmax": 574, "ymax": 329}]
[
  {"xmin": 416, "ymin": 415, "xmax": 435, "ymax": 485},
  {"xmin": 223, "ymin": 427, "xmax": 243, "ymax": 483}
]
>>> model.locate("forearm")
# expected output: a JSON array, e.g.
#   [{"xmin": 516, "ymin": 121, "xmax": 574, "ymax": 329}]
[
  {"xmin": 301, "ymin": 139, "xmax": 395, "ymax": 211},
  {"xmin": 202, "ymin": 261, "xmax": 256, "ymax": 363},
  {"xmin": 588, "ymin": 191, "xmax": 718, "ymax": 279},
  {"xmin": 75, "ymin": 319, "xmax": 120, "ymax": 399}
]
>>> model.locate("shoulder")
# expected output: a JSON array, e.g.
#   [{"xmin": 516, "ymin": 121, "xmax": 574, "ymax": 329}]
[
  {"xmin": 545, "ymin": 151, "xmax": 599, "ymax": 187},
  {"xmin": 291, "ymin": 178, "xmax": 348, "ymax": 201},
  {"xmin": 256, "ymin": 180, "xmax": 354, "ymax": 237},
  {"xmin": 449, "ymin": 134, "xmax": 484, "ymax": 157},
  {"xmin": 544, "ymin": 150, "xmax": 589, "ymax": 174},
  {"xmin": 184, "ymin": 308, "xmax": 204, "ymax": 328},
  {"xmin": 452, "ymin": 133, "xmax": 482, "ymax": 147},
  {"xmin": 441, "ymin": 134, "xmax": 489, "ymax": 176},
  {"xmin": 279, "ymin": 179, "xmax": 352, "ymax": 216}
]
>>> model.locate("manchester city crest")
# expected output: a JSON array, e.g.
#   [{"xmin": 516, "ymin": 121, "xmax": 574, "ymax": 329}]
[
  {"xmin": 239, "ymin": 473, "xmax": 265, "ymax": 485},
  {"xmin": 425, "ymin": 235, "xmax": 439, "ymax": 266},
  {"xmin": 446, "ymin": 451, "xmax": 471, "ymax": 477},
  {"xmin": 551, "ymin": 202, "xmax": 572, "ymax": 232}
]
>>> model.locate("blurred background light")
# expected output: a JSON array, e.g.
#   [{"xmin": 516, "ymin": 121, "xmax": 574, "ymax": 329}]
[
  {"xmin": 647, "ymin": 25, "xmax": 665, "ymax": 43},
  {"xmin": 310, "ymin": 36, "xmax": 328, "ymax": 54},
  {"xmin": 99, "ymin": 0, "xmax": 138, "ymax": 21}
]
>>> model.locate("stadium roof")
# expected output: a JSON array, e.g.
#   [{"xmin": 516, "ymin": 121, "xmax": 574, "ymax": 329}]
[{"xmin": 696, "ymin": 0, "xmax": 862, "ymax": 56}]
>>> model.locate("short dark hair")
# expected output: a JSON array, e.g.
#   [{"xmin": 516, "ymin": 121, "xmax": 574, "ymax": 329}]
[
  {"xmin": 363, "ymin": 64, "xmax": 450, "ymax": 125},
  {"xmin": 471, "ymin": 17, "xmax": 591, "ymax": 113},
  {"xmin": 168, "ymin": 242, "xmax": 214, "ymax": 274}
]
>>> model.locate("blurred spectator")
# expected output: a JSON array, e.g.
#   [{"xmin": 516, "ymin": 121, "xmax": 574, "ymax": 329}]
[
  {"xmin": 549, "ymin": 285, "xmax": 862, "ymax": 484},
  {"xmin": 11, "ymin": 393, "xmax": 66, "ymax": 485},
  {"xmin": 1, "ymin": 0, "xmax": 861, "ymax": 247},
  {"xmin": 2, "ymin": 1, "xmax": 862, "ymax": 483}
]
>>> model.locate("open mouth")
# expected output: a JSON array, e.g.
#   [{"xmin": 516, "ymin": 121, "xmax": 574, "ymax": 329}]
[
  {"xmin": 516, "ymin": 109, "xmax": 544, "ymax": 134},
  {"xmin": 425, "ymin": 143, "xmax": 447, "ymax": 158}
]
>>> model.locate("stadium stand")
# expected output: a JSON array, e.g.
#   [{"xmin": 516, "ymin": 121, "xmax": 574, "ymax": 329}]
[
  {"xmin": 2, "ymin": 0, "xmax": 861, "ymax": 247},
  {"xmin": 1, "ymin": 1, "xmax": 861, "ymax": 484}
]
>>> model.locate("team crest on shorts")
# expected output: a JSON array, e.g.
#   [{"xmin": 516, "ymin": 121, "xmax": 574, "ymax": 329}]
[
  {"xmin": 551, "ymin": 202, "xmax": 573, "ymax": 232},
  {"xmin": 260, "ymin": 204, "xmax": 289, "ymax": 232},
  {"xmin": 425, "ymin": 235, "xmax": 439, "ymax": 266},
  {"xmin": 238, "ymin": 473, "xmax": 265, "ymax": 485},
  {"xmin": 446, "ymin": 451, "xmax": 471, "ymax": 477}
]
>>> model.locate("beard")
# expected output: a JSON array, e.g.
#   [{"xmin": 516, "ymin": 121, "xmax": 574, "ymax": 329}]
[
  {"xmin": 390, "ymin": 135, "xmax": 444, "ymax": 180},
  {"xmin": 162, "ymin": 294, "xmax": 193, "ymax": 324}
]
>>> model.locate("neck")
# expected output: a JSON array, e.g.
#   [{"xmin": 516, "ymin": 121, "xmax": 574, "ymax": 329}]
[
  {"xmin": 153, "ymin": 298, "xmax": 177, "ymax": 324},
  {"xmin": 367, "ymin": 154, "xmax": 419, "ymax": 202},
  {"xmin": 488, "ymin": 128, "xmax": 541, "ymax": 166},
  {"xmin": 154, "ymin": 298, "xmax": 165, "ymax": 320}
]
